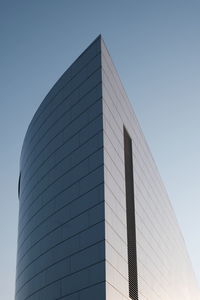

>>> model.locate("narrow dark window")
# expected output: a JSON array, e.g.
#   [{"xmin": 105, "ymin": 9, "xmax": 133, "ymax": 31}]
[
  {"xmin": 18, "ymin": 173, "xmax": 21, "ymax": 199},
  {"xmin": 124, "ymin": 127, "xmax": 138, "ymax": 300}
]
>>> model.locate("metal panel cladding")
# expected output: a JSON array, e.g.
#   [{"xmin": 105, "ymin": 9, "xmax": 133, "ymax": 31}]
[
  {"xmin": 15, "ymin": 36, "xmax": 106, "ymax": 300},
  {"xmin": 16, "ymin": 36, "xmax": 200, "ymax": 300},
  {"xmin": 101, "ymin": 38, "xmax": 200, "ymax": 300}
]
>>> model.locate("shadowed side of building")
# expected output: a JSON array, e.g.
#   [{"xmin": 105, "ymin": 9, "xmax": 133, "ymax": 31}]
[{"xmin": 16, "ymin": 36, "xmax": 106, "ymax": 300}]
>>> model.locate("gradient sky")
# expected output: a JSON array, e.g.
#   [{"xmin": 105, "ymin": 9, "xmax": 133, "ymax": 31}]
[{"xmin": 1, "ymin": 1, "xmax": 200, "ymax": 299}]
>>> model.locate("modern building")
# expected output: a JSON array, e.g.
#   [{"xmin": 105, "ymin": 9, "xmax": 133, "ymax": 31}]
[{"xmin": 15, "ymin": 36, "xmax": 200, "ymax": 300}]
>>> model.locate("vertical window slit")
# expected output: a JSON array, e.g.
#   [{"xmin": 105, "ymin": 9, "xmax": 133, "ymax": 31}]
[
  {"xmin": 124, "ymin": 127, "xmax": 138, "ymax": 300},
  {"xmin": 18, "ymin": 173, "xmax": 21, "ymax": 199}
]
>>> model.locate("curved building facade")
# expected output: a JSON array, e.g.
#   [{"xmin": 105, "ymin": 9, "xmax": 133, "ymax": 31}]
[{"xmin": 15, "ymin": 36, "xmax": 200, "ymax": 300}]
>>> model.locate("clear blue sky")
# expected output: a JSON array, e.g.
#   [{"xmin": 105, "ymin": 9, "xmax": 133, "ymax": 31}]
[{"xmin": 0, "ymin": 0, "xmax": 200, "ymax": 299}]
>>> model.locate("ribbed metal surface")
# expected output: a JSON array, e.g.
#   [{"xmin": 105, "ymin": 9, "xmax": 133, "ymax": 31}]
[{"xmin": 124, "ymin": 127, "xmax": 138, "ymax": 300}]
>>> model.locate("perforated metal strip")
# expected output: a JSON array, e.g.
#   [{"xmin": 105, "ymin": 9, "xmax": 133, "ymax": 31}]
[{"xmin": 124, "ymin": 127, "xmax": 138, "ymax": 300}]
